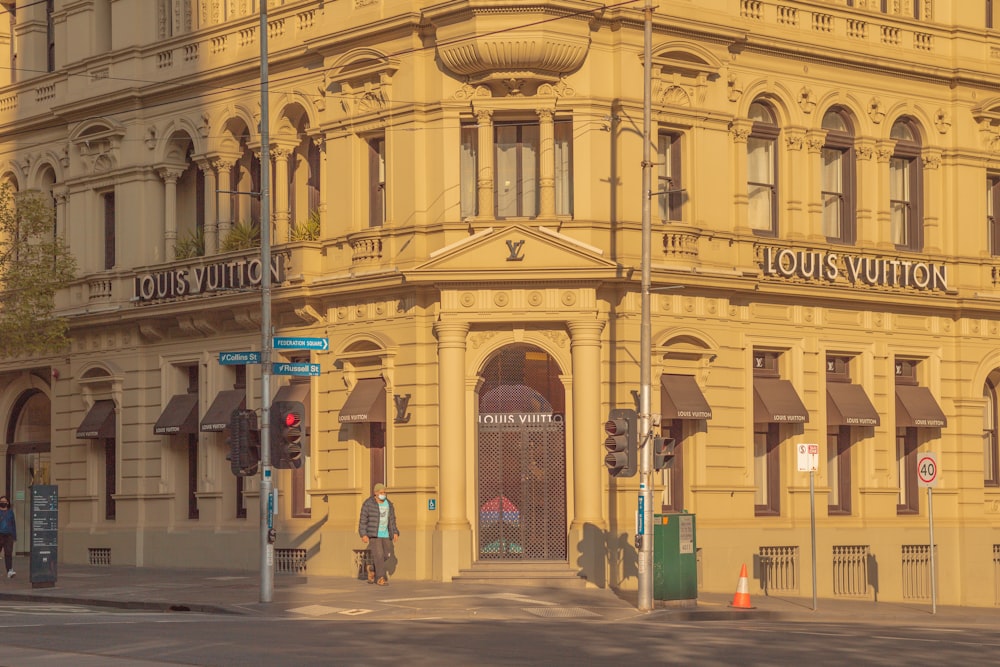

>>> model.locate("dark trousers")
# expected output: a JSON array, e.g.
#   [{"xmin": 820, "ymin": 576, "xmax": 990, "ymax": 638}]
[
  {"xmin": 0, "ymin": 534, "xmax": 13, "ymax": 572},
  {"xmin": 368, "ymin": 537, "xmax": 394, "ymax": 580}
]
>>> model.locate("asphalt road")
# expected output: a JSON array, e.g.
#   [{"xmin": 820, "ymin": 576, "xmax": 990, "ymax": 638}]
[{"xmin": 1, "ymin": 602, "xmax": 998, "ymax": 666}]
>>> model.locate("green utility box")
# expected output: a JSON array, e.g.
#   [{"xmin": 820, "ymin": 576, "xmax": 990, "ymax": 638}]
[{"xmin": 653, "ymin": 512, "xmax": 697, "ymax": 603}]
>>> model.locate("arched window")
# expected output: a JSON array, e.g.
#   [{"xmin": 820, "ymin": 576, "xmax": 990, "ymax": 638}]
[
  {"xmin": 821, "ymin": 108, "xmax": 856, "ymax": 244},
  {"xmin": 889, "ymin": 118, "xmax": 922, "ymax": 250},
  {"xmin": 748, "ymin": 101, "xmax": 779, "ymax": 235},
  {"xmin": 985, "ymin": 379, "xmax": 999, "ymax": 486}
]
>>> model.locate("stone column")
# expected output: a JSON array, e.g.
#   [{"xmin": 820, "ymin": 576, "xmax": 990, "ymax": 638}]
[
  {"xmin": 567, "ymin": 319, "xmax": 607, "ymax": 583},
  {"xmin": 804, "ymin": 129, "xmax": 826, "ymax": 241},
  {"xmin": 272, "ymin": 146, "xmax": 291, "ymax": 244},
  {"xmin": 54, "ymin": 187, "xmax": 68, "ymax": 240},
  {"xmin": 783, "ymin": 128, "xmax": 806, "ymax": 239},
  {"xmin": 315, "ymin": 136, "xmax": 327, "ymax": 237},
  {"xmin": 854, "ymin": 139, "xmax": 877, "ymax": 248},
  {"xmin": 537, "ymin": 107, "xmax": 555, "ymax": 218},
  {"xmin": 730, "ymin": 120, "xmax": 752, "ymax": 234},
  {"xmin": 197, "ymin": 159, "xmax": 218, "ymax": 255},
  {"xmin": 433, "ymin": 320, "xmax": 472, "ymax": 580},
  {"xmin": 158, "ymin": 167, "xmax": 182, "ymax": 261},
  {"xmin": 216, "ymin": 160, "xmax": 234, "ymax": 246},
  {"xmin": 922, "ymin": 149, "xmax": 942, "ymax": 254},
  {"xmin": 874, "ymin": 140, "xmax": 895, "ymax": 249},
  {"xmin": 475, "ymin": 109, "xmax": 494, "ymax": 219}
]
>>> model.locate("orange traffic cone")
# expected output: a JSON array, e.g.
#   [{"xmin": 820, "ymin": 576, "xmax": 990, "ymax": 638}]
[{"xmin": 729, "ymin": 563, "xmax": 754, "ymax": 609}]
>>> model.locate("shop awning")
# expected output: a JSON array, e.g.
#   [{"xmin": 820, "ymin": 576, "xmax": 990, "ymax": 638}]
[
  {"xmin": 338, "ymin": 378, "xmax": 386, "ymax": 423},
  {"xmin": 275, "ymin": 383, "xmax": 311, "ymax": 428},
  {"xmin": 76, "ymin": 400, "xmax": 116, "ymax": 439},
  {"xmin": 895, "ymin": 385, "xmax": 947, "ymax": 428},
  {"xmin": 753, "ymin": 377, "xmax": 809, "ymax": 424},
  {"xmin": 153, "ymin": 393, "xmax": 199, "ymax": 435},
  {"xmin": 660, "ymin": 374, "xmax": 712, "ymax": 420},
  {"xmin": 200, "ymin": 389, "xmax": 247, "ymax": 432},
  {"xmin": 827, "ymin": 383, "xmax": 880, "ymax": 427}
]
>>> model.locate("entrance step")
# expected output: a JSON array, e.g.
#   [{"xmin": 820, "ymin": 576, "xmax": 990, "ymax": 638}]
[{"xmin": 452, "ymin": 561, "xmax": 587, "ymax": 589}]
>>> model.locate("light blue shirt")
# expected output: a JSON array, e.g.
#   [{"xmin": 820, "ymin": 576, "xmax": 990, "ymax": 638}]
[{"xmin": 377, "ymin": 501, "xmax": 389, "ymax": 538}]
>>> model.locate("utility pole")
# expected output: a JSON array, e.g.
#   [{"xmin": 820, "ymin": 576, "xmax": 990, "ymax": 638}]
[
  {"xmin": 637, "ymin": 0, "xmax": 654, "ymax": 612},
  {"xmin": 258, "ymin": 0, "xmax": 274, "ymax": 604}
]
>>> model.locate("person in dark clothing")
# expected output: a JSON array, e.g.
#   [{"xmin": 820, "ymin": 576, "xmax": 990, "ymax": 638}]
[
  {"xmin": 358, "ymin": 483, "xmax": 399, "ymax": 586},
  {"xmin": 0, "ymin": 495, "xmax": 15, "ymax": 578}
]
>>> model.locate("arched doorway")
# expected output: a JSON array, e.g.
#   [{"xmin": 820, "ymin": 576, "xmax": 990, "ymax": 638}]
[
  {"xmin": 476, "ymin": 344, "xmax": 567, "ymax": 561},
  {"xmin": 5, "ymin": 390, "xmax": 51, "ymax": 553}
]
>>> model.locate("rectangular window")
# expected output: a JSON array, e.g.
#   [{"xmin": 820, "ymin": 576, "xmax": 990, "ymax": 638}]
[
  {"xmin": 989, "ymin": 174, "xmax": 1000, "ymax": 255},
  {"xmin": 747, "ymin": 135, "xmax": 776, "ymax": 233},
  {"xmin": 103, "ymin": 192, "xmax": 115, "ymax": 270},
  {"xmin": 368, "ymin": 135, "xmax": 386, "ymax": 228},
  {"xmin": 827, "ymin": 426, "xmax": 852, "ymax": 514},
  {"xmin": 658, "ymin": 132, "xmax": 683, "ymax": 222},
  {"xmin": 822, "ymin": 147, "xmax": 845, "ymax": 239},
  {"xmin": 186, "ymin": 365, "xmax": 199, "ymax": 520},
  {"xmin": 890, "ymin": 156, "xmax": 911, "ymax": 247},
  {"xmin": 990, "ymin": 0, "xmax": 996, "ymax": 29},
  {"xmin": 495, "ymin": 123, "xmax": 539, "ymax": 218},
  {"xmin": 754, "ymin": 424, "xmax": 780, "ymax": 515},
  {"xmin": 897, "ymin": 428, "xmax": 919, "ymax": 514},
  {"xmin": 105, "ymin": 438, "xmax": 116, "ymax": 520},
  {"xmin": 46, "ymin": 0, "xmax": 54, "ymax": 71},
  {"xmin": 460, "ymin": 124, "xmax": 478, "ymax": 219},
  {"xmin": 660, "ymin": 420, "xmax": 683, "ymax": 512}
]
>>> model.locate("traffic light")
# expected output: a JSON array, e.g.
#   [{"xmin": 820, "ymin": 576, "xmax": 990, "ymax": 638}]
[
  {"xmin": 604, "ymin": 408, "xmax": 638, "ymax": 477},
  {"xmin": 653, "ymin": 437, "xmax": 676, "ymax": 471},
  {"xmin": 227, "ymin": 409, "xmax": 260, "ymax": 477},
  {"xmin": 270, "ymin": 400, "xmax": 306, "ymax": 469}
]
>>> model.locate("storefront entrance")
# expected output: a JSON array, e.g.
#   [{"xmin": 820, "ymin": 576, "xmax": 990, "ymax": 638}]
[
  {"xmin": 476, "ymin": 345, "xmax": 567, "ymax": 561},
  {"xmin": 5, "ymin": 390, "xmax": 51, "ymax": 554}
]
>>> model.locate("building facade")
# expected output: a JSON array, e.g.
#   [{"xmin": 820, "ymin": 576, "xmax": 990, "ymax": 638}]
[{"xmin": 3, "ymin": 0, "xmax": 1000, "ymax": 604}]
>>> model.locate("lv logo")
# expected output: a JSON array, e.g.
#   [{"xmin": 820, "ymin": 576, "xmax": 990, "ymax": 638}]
[
  {"xmin": 506, "ymin": 239, "xmax": 525, "ymax": 261},
  {"xmin": 393, "ymin": 393, "xmax": 411, "ymax": 424}
]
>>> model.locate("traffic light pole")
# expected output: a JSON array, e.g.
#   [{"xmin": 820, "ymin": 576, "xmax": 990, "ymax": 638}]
[
  {"xmin": 637, "ymin": 0, "xmax": 654, "ymax": 613},
  {"xmin": 258, "ymin": 0, "xmax": 274, "ymax": 605}
]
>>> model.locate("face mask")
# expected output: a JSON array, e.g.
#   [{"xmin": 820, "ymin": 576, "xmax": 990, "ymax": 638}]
[
  {"xmin": 377, "ymin": 494, "xmax": 386, "ymax": 501},
  {"xmin": 0, "ymin": 504, "xmax": 7, "ymax": 509}
]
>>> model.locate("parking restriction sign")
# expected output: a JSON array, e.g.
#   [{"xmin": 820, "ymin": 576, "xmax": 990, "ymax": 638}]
[{"xmin": 917, "ymin": 453, "xmax": 938, "ymax": 488}]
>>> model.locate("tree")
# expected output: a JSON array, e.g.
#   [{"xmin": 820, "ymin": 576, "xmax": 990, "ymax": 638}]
[{"xmin": 0, "ymin": 185, "xmax": 77, "ymax": 357}]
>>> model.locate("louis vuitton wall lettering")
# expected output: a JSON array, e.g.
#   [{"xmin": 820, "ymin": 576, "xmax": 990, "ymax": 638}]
[
  {"xmin": 133, "ymin": 255, "xmax": 286, "ymax": 303},
  {"xmin": 761, "ymin": 246, "xmax": 948, "ymax": 292}
]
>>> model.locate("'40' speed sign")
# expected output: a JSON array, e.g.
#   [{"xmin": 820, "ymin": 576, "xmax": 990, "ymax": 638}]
[{"xmin": 917, "ymin": 453, "xmax": 938, "ymax": 488}]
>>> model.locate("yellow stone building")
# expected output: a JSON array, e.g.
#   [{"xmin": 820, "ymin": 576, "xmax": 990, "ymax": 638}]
[{"xmin": 4, "ymin": 0, "xmax": 1000, "ymax": 605}]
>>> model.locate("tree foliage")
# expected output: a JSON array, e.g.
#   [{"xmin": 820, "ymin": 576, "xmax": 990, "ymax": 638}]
[{"xmin": 0, "ymin": 185, "xmax": 77, "ymax": 357}]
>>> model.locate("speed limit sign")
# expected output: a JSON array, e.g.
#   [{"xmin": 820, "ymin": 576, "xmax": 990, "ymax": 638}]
[{"xmin": 917, "ymin": 453, "xmax": 938, "ymax": 488}]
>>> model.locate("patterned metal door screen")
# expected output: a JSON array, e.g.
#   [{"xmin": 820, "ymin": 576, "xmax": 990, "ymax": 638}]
[{"xmin": 477, "ymin": 347, "xmax": 567, "ymax": 561}]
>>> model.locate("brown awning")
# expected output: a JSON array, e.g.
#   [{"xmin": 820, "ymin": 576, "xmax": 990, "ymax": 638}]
[
  {"xmin": 76, "ymin": 400, "xmax": 116, "ymax": 439},
  {"xmin": 6, "ymin": 441, "xmax": 50, "ymax": 455},
  {"xmin": 200, "ymin": 389, "xmax": 247, "ymax": 432},
  {"xmin": 753, "ymin": 377, "xmax": 809, "ymax": 423},
  {"xmin": 153, "ymin": 393, "xmax": 199, "ymax": 436},
  {"xmin": 339, "ymin": 378, "xmax": 386, "ymax": 423},
  {"xmin": 896, "ymin": 385, "xmax": 947, "ymax": 428},
  {"xmin": 661, "ymin": 374, "xmax": 712, "ymax": 420},
  {"xmin": 827, "ymin": 383, "xmax": 880, "ymax": 427},
  {"xmin": 275, "ymin": 383, "xmax": 311, "ymax": 428}
]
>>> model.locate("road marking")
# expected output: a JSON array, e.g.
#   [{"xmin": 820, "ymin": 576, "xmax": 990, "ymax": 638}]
[{"xmin": 378, "ymin": 592, "xmax": 555, "ymax": 606}]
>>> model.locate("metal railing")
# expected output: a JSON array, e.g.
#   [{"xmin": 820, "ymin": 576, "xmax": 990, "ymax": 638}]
[
  {"xmin": 832, "ymin": 545, "xmax": 870, "ymax": 597},
  {"xmin": 274, "ymin": 548, "xmax": 307, "ymax": 574},
  {"xmin": 901, "ymin": 544, "xmax": 934, "ymax": 599},
  {"xmin": 756, "ymin": 545, "xmax": 799, "ymax": 594}
]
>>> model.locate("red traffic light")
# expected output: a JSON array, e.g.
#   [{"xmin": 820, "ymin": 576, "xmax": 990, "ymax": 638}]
[{"xmin": 284, "ymin": 411, "xmax": 300, "ymax": 428}]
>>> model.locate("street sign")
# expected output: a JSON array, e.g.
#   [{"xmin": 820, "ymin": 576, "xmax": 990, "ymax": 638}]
[
  {"xmin": 797, "ymin": 443, "xmax": 819, "ymax": 472},
  {"xmin": 272, "ymin": 336, "xmax": 329, "ymax": 351},
  {"xmin": 219, "ymin": 351, "xmax": 261, "ymax": 365},
  {"xmin": 918, "ymin": 453, "xmax": 939, "ymax": 488},
  {"xmin": 272, "ymin": 362, "xmax": 321, "ymax": 377}
]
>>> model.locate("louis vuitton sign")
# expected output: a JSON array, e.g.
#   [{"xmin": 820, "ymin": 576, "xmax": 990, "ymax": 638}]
[
  {"xmin": 133, "ymin": 255, "xmax": 286, "ymax": 303},
  {"xmin": 761, "ymin": 246, "xmax": 948, "ymax": 293}
]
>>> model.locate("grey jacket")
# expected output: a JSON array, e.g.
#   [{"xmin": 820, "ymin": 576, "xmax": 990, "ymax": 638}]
[{"xmin": 358, "ymin": 495, "xmax": 399, "ymax": 539}]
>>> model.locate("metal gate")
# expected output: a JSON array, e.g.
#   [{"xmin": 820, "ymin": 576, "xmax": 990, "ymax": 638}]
[{"xmin": 476, "ymin": 347, "xmax": 567, "ymax": 562}]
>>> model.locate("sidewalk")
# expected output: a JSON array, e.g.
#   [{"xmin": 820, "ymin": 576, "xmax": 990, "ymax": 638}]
[{"xmin": 1, "ymin": 557, "xmax": 999, "ymax": 627}]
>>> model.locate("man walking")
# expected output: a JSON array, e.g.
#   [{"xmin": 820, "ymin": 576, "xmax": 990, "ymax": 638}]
[
  {"xmin": 358, "ymin": 483, "xmax": 399, "ymax": 586},
  {"xmin": 0, "ymin": 495, "xmax": 16, "ymax": 578}
]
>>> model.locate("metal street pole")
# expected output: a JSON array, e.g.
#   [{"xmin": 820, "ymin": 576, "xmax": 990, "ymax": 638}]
[
  {"xmin": 258, "ymin": 0, "xmax": 274, "ymax": 604},
  {"xmin": 637, "ymin": 0, "xmax": 654, "ymax": 612}
]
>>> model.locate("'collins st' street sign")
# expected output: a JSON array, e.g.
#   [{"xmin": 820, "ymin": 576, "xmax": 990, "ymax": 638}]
[{"xmin": 219, "ymin": 351, "xmax": 261, "ymax": 365}]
